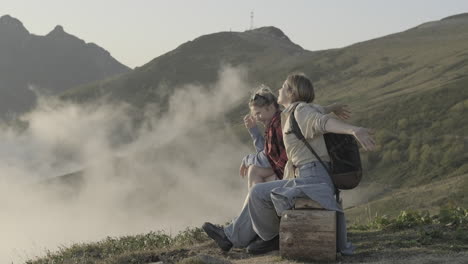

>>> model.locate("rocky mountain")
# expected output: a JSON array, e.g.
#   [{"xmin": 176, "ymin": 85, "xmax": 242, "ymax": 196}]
[{"xmin": 0, "ymin": 15, "xmax": 130, "ymax": 117}]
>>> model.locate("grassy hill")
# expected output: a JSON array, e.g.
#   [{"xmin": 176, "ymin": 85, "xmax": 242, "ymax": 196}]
[
  {"xmin": 25, "ymin": 13, "xmax": 468, "ymax": 264},
  {"xmin": 60, "ymin": 14, "xmax": 468, "ymax": 211},
  {"xmin": 25, "ymin": 206, "xmax": 468, "ymax": 263}
]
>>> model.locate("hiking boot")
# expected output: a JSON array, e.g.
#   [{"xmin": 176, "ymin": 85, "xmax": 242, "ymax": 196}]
[
  {"xmin": 202, "ymin": 222, "xmax": 233, "ymax": 252},
  {"xmin": 246, "ymin": 235, "xmax": 279, "ymax": 255}
]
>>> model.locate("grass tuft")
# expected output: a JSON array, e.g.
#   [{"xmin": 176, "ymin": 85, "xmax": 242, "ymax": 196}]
[{"xmin": 26, "ymin": 227, "xmax": 208, "ymax": 264}]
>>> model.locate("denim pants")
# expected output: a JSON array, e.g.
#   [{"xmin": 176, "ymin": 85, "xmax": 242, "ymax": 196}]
[{"xmin": 224, "ymin": 161, "xmax": 354, "ymax": 255}]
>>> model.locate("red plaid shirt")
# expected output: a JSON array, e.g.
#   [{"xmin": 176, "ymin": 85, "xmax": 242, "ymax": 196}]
[{"xmin": 264, "ymin": 111, "xmax": 288, "ymax": 179}]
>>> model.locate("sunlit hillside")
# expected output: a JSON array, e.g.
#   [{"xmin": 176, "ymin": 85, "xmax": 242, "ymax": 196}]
[{"xmin": 61, "ymin": 14, "xmax": 468, "ymax": 216}]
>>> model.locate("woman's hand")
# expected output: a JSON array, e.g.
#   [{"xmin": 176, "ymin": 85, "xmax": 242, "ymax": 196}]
[
  {"xmin": 352, "ymin": 127, "xmax": 376, "ymax": 151},
  {"xmin": 244, "ymin": 114, "xmax": 257, "ymax": 129},
  {"xmin": 239, "ymin": 162, "xmax": 249, "ymax": 178},
  {"xmin": 330, "ymin": 103, "xmax": 351, "ymax": 120}
]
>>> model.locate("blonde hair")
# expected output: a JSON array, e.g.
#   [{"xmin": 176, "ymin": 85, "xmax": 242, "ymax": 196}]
[
  {"xmin": 248, "ymin": 84, "xmax": 279, "ymax": 109},
  {"xmin": 285, "ymin": 73, "xmax": 315, "ymax": 103}
]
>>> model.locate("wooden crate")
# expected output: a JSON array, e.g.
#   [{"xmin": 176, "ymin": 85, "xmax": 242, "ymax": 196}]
[
  {"xmin": 279, "ymin": 209, "xmax": 336, "ymax": 262},
  {"xmin": 294, "ymin": 197, "xmax": 323, "ymax": 209}
]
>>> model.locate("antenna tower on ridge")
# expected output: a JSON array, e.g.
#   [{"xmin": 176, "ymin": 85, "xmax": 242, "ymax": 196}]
[{"xmin": 250, "ymin": 11, "xmax": 254, "ymax": 30}]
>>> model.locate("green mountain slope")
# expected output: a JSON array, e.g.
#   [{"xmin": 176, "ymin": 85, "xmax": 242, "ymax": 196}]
[
  {"xmin": 62, "ymin": 14, "xmax": 467, "ymax": 196},
  {"xmin": 310, "ymin": 13, "xmax": 468, "ymax": 107}
]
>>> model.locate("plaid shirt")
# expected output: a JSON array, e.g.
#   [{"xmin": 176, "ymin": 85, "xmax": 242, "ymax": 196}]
[{"xmin": 264, "ymin": 111, "xmax": 288, "ymax": 179}]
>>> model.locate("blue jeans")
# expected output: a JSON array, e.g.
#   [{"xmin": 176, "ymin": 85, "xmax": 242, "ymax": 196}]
[{"xmin": 224, "ymin": 161, "xmax": 354, "ymax": 255}]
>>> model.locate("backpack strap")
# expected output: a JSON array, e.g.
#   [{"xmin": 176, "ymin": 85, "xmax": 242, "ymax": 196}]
[
  {"xmin": 286, "ymin": 103, "xmax": 340, "ymax": 200},
  {"xmin": 286, "ymin": 103, "xmax": 332, "ymax": 175}
]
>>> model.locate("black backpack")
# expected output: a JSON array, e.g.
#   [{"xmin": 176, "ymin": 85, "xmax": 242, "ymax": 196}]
[{"xmin": 286, "ymin": 104, "xmax": 363, "ymax": 190}]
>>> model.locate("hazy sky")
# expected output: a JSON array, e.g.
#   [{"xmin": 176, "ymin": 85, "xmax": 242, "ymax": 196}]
[{"xmin": 3, "ymin": 0, "xmax": 468, "ymax": 68}]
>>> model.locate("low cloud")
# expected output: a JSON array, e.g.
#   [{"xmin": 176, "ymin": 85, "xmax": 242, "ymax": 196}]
[{"xmin": 1, "ymin": 66, "xmax": 253, "ymax": 262}]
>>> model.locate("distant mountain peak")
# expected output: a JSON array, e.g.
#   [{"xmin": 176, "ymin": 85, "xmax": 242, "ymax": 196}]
[
  {"xmin": 248, "ymin": 26, "xmax": 291, "ymax": 40},
  {"xmin": 0, "ymin": 14, "xmax": 23, "ymax": 26},
  {"xmin": 0, "ymin": 15, "xmax": 130, "ymax": 116},
  {"xmin": 47, "ymin": 25, "xmax": 67, "ymax": 37},
  {"xmin": 52, "ymin": 25, "xmax": 65, "ymax": 33},
  {"xmin": 242, "ymin": 26, "xmax": 302, "ymax": 51},
  {"xmin": 0, "ymin": 14, "xmax": 29, "ymax": 34}
]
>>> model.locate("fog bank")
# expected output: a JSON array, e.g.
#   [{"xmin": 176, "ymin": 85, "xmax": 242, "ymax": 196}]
[{"xmin": 0, "ymin": 67, "xmax": 253, "ymax": 262}]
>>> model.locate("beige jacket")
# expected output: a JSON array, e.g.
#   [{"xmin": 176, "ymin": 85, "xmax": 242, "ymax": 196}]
[{"xmin": 281, "ymin": 102, "xmax": 331, "ymax": 179}]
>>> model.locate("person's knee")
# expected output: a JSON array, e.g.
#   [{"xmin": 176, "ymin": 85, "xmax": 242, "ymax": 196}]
[
  {"xmin": 249, "ymin": 183, "xmax": 270, "ymax": 201},
  {"xmin": 249, "ymin": 183, "xmax": 261, "ymax": 198},
  {"xmin": 249, "ymin": 165, "xmax": 273, "ymax": 178},
  {"xmin": 248, "ymin": 165, "xmax": 260, "ymax": 176},
  {"xmin": 248, "ymin": 169, "xmax": 263, "ymax": 186},
  {"xmin": 263, "ymin": 174, "xmax": 277, "ymax": 182},
  {"xmin": 247, "ymin": 168, "xmax": 258, "ymax": 180}
]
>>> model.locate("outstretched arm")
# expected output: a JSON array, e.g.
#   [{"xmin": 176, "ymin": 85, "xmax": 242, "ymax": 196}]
[
  {"xmin": 324, "ymin": 118, "xmax": 376, "ymax": 151},
  {"xmin": 323, "ymin": 103, "xmax": 351, "ymax": 120},
  {"xmin": 296, "ymin": 104, "xmax": 375, "ymax": 151}
]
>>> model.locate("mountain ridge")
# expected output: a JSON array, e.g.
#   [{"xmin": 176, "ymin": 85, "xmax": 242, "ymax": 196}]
[
  {"xmin": 0, "ymin": 14, "xmax": 131, "ymax": 117},
  {"xmin": 62, "ymin": 12, "xmax": 468, "ymax": 108}
]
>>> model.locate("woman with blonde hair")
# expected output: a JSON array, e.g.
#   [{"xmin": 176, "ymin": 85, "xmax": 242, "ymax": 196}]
[{"xmin": 203, "ymin": 74, "xmax": 375, "ymax": 255}]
